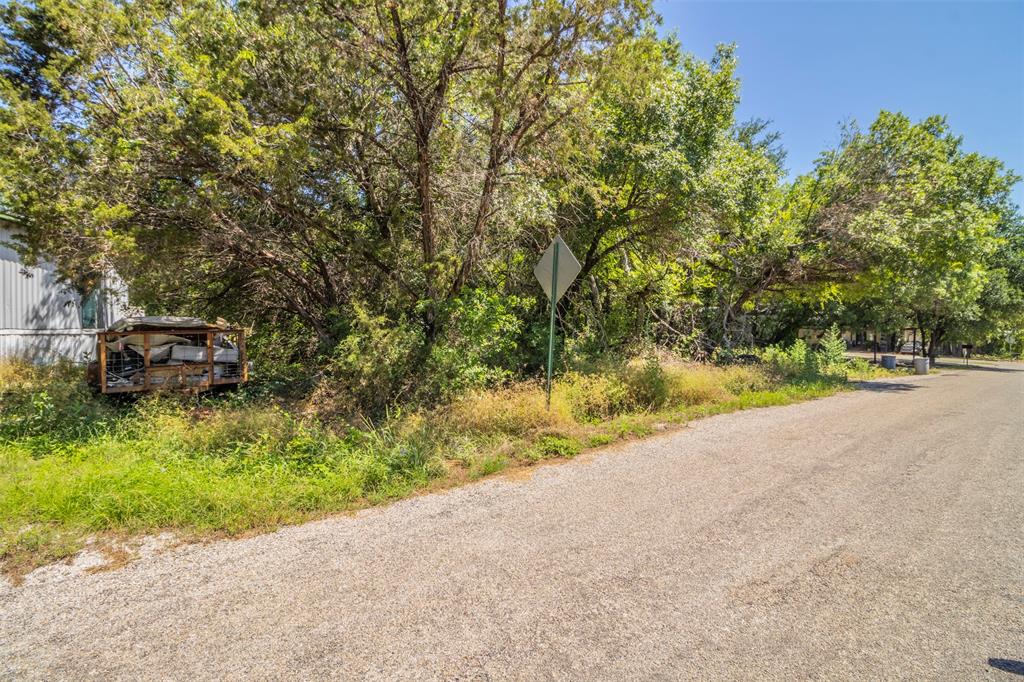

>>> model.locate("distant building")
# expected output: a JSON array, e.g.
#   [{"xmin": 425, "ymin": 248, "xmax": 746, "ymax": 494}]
[
  {"xmin": 798, "ymin": 328, "xmax": 866, "ymax": 346},
  {"xmin": 798, "ymin": 327, "xmax": 920, "ymax": 352},
  {"xmin": 1, "ymin": 212, "xmax": 131, "ymax": 363}
]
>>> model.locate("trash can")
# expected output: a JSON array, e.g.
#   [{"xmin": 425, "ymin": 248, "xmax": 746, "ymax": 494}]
[
  {"xmin": 881, "ymin": 355, "xmax": 897, "ymax": 370},
  {"xmin": 913, "ymin": 357, "xmax": 929, "ymax": 375}
]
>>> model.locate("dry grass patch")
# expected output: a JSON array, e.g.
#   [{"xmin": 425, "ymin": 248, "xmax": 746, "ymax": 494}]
[
  {"xmin": 445, "ymin": 382, "xmax": 574, "ymax": 436},
  {"xmin": 664, "ymin": 363, "xmax": 733, "ymax": 406}
]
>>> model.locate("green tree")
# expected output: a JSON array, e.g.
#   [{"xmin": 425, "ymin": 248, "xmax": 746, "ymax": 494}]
[
  {"xmin": 549, "ymin": 41, "xmax": 742, "ymax": 353},
  {"xmin": 1, "ymin": 0, "xmax": 654, "ymax": 349},
  {"xmin": 831, "ymin": 113, "xmax": 1019, "ymax": 360}
]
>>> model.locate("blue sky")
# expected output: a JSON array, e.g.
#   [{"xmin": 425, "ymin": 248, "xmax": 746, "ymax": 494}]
[{"xmin": 657, "ymin": 0, "xmax": 1024, "ymax": 207}]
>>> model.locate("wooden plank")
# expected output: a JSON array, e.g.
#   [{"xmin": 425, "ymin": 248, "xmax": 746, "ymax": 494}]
[
  {"xmin": 143, "ymin": 332, "xmax": 151, "ymax": 391},
  {"xmin": 98, "ymin": 333, "xmax": 107, "ymax": 394},
  {"xmin": 206, "ymin": 331, "xmax": 214, "ymax": 390},
  {"xmin": 106, "ymin": 327, "xmax": 243, "ymax": 337},
  {"xmin": 104, "ymin": 383, "xmax": 145, "ymax": 394},
  {"xmin": 239, "ymin": 331, "xmax": 248, "ymax": 382},
  {"xmin": 148, "ymin": 365, "xmax": 191, "ymax": 378}
]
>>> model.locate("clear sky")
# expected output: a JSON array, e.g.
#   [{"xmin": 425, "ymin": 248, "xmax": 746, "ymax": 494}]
[{"xmin": 656, "ymin": 0, "xmax": 1024, "ymax": 207}]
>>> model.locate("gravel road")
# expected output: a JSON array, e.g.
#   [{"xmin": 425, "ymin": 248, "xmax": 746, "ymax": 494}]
[{"xmin": 2, "ymin": 362, "xmax": 1022, "ymax": 680}]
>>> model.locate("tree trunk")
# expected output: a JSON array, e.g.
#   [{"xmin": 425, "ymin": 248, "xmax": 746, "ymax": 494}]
[
  {"xmin": 449, "ymin": 0, "xmax": 507, "ymax": 299},
  {"xmin": 415, "ymin": 142, "xmax": 439, "ymax": 341},
  {"xmin": 928, "ymin": 326, "xmax": 944, "ymax": 362}
]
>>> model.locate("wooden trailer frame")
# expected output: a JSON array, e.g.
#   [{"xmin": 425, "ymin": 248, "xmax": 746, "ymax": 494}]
[{"xmin": 96, "ymin": 327, "xmax": 247, "ymax": 394}]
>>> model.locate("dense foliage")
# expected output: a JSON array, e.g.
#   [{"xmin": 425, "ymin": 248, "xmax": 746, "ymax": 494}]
[{"xmin": 2, "ymin": 0, "xmax": 1021, "ymax": 415}]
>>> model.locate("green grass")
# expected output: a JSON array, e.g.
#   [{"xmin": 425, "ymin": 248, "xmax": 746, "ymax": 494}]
[{"xmin": 0, "ymin": 352, "xmax": 885, "ymax": 578}]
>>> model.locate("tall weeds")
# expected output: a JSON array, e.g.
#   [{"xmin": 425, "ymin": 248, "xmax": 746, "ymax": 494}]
[{"xmin": 0, "ymin": 345, "xmax": 852, "ymax": 576}]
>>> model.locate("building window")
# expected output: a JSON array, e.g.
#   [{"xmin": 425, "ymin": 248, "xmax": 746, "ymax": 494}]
[{"xmin": 81, "ymin": 287, "xmax": 101, "ymax": 329}]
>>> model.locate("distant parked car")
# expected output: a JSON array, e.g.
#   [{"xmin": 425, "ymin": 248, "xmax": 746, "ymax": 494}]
[{"xmin": 900, "ymin": 341, "xmax": 923, "ymax": 354}]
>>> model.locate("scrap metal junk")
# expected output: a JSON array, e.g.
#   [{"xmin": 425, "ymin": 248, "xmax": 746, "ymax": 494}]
[{"xmin": 89, "ymin": 316, "xmax": 248, "ymax": 394}]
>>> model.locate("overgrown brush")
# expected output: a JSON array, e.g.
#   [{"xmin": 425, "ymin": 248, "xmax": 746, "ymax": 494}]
[
  {"xmin": 0, "ymin": 360, "xmax": 118, "ymax": 442},
  {"xmin": 446, "ymin": 383, "xmax": 573, "ymax": 435},
  {"xmin": 0, "ymin": 348, "xmax": 859, "ymax": 577},
  {"xmin": 759, "ymin": 325, "xmax": 854, "ymax": 380},
  {"xmin": 308, "ymin": 292, "xmax": 529, "ymax": 420},
  {"xmin": 0, "ymin": 362, "xmax": 443, "ymax": 575}
]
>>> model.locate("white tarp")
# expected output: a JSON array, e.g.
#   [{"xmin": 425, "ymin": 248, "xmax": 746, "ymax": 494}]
[{"xmin": 107, "ymin": 316, "xmax": 229, "ymax": 332}]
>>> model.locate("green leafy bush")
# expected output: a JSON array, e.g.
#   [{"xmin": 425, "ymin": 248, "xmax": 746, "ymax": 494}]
[
  {"xmin": 314, "ymin": 291, "xmax": 530, "ymax": 418},
  {"xmin": 317, "ymin": 303, "xmax": 424, "ymax": 417},
  {"xmin": 760, "ymin": 339, "xmax": 815, "ymax": 378},
  {"xmin": 815, "ymin": 324, "xmax": 848, "ymax": 377},
  {"xmin": 423, "ymin": 290, "xmax": 528, "ymax": 401},
  {"xmin": 624, "ymin": 355, "xmax": 670, "ymax": 410},
  {"xmin": 0, "ymin": 361, "xmax": 117, "ymax": 442}
]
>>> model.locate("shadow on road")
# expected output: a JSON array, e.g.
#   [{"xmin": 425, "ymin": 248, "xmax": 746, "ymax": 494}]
[
  {"xmin": 853, "ymin": 381, "xmax": 920, "ymax": 393},
  {"xmin": 933, "ymin": 362, "xmax": 1024, "ymax": 374},
  {"xmin": 988, "ymin": 658, "xmax": 1024, "ymax": 676}
]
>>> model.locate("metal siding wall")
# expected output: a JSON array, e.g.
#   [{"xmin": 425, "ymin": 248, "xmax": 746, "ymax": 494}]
[
  {"xmin": 2, "ymin": 225, "xmax": 134, "ymax": 362},
  {"xmin": 0, "ymin": 331, "xmax": 97, "ymax": 363},
  {"xmin": 101, "ymin": 271, "xmax": 136, "ymax": 324},
  {"xmin": 1, "ymin": 226, "xmax": 82, "ymax": 331}
]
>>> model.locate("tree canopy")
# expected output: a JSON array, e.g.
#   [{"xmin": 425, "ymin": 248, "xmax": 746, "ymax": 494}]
[{"xmin": 2, "ymin": 0, "xmax": 1021, "ymax": 408}]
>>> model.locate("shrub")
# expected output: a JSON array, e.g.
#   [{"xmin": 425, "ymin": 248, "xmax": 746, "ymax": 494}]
[
  {"xmin": 760, "ymin": 339, "xmax": 815, "ymax": 378},
  {"xmin": 815, "ymin": 324, "xmax": 848, "ymax": 377},
  {"xmin": 624, "ymin": 355, "xmax": 669, "ymax": 410},
  {"xmin": 847, "ymin": 358, "xmax": 873, "ymax": 378},
  {"xmin": 423, "ymin": 290, "xmax": 528, "ymax": 401},
  {"xmin": 0, "ymin": 360, "xmax": 117, "ymax": 442},
  {"xmin": 315, "ymin": 304, "xmax": 424, "ymax": 418},
  {"xmin": 312, "ymin": 292, "xmax": 529, "ymax": 418},
  {"xmin": 244, "ymin": 317, "xmax": 319, "ymax": 391}
]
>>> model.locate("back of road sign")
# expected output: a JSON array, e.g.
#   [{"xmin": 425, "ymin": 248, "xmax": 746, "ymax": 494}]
[{"xmin": 533, "ymin": 235, "xmax": 581, "ymax": 303}]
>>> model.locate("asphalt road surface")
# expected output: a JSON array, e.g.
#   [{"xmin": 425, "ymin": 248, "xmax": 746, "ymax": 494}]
[{"xmin": 2, "ymin": 362, "xmax": 1022, "ymax": 680}]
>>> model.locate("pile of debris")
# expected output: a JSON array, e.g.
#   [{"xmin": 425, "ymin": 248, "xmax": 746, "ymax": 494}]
[{"xmin": 90, "ymin": 316, "xmax": 248, "ymax": 394}]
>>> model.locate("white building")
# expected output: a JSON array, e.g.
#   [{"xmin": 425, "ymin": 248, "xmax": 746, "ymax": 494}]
[{"xmin": 1, "ymin": 213, "xmax": 131, "ymax": 363}]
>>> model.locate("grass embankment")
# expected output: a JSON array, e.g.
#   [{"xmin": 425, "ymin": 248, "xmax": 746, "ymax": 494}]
[{"xmin": 0, "ymin": 349, "xmax": 898, "ymax": 578}]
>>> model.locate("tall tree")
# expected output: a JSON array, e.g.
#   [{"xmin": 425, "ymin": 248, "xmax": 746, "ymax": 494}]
[
  {"xmin": 831, "ymin": 113, "xmax": 1019, "ymax": 360},
  {"xmin": 1, "ymin": 0, "xmax": 653, "ymax": 347}
]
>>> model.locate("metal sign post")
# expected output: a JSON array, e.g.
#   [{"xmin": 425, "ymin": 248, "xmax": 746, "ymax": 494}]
[
  {"xmin": 546, "ymin": 241, "xmax": 559, "ymax": 408},
  {"xmin": 534, "ymin": 235, "xmax": 581, "ymax": 409}
]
